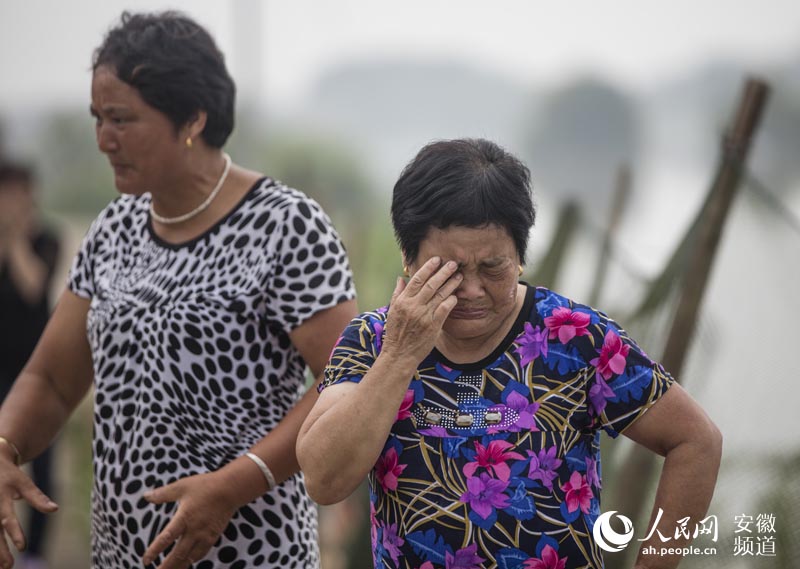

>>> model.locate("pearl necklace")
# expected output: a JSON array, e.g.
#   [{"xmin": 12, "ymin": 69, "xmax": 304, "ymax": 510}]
[{"xmin": 150, "ymin": 153, "xmax": 232, "ymax": 225}]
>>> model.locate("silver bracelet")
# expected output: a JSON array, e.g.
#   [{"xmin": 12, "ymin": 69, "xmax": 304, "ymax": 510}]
[{"xmin": 245, "ymin": 452, "xmax": 276, "ymax": 491}]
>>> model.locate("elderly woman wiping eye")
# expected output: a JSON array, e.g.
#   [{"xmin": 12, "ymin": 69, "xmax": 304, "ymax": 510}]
[{"xmin": 297, "ymin": 138, "xmax": 722, "ymax": 569}]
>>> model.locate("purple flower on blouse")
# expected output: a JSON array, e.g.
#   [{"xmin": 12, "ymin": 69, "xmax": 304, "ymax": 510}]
[
  {"xmin": 585, "ymin": 457, "xmax": 600, "ymax": 489},
  {"xmin": 369, "ymin": 501, "xmax": 378, "ymax": 547},
  {"xmin": 527, "ymin": 446, "xmax": 562, "ymax": 491},
  {"xmin": 418, "ymin": 426, "xmax": 451, "ymax": 438},
  {"xmin": 460, "ymin": 472, "xmax": 510, "ymax": 519},
  {"xmin": 588, "ymin": 376, "xmax": 615, "ymax": 417},
  {"xmin": 381, "ymin": 522, "xmax": 404, "ymax": 565},
  {"xmin": 515, "ymin": 322, "xmax": 549, "ymax": 366},
  {"xmin": 373, "ymin": 320, "xmax": 384, "ymax": 352},
  {"xmin": 445, "ymin": 543, "xmax": 485, "ymax": 569},
  {"xmin": 505, "ymin": 390, "xmax": 540, "ymax": 432}
]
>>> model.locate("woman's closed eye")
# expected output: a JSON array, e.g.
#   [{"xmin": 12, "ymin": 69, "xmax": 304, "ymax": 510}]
[{"xmin": 482, "ymin": 268, "xmax": 506, "ymax": 278}]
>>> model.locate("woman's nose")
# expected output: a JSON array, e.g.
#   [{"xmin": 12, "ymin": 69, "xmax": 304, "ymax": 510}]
[
  {"xmin": 455, "ymin": 273, "xmax": 483, "ymax": 300},
  {"xmin": 96, "ymin": 123, "xmax": 118, "ymax": 154}
]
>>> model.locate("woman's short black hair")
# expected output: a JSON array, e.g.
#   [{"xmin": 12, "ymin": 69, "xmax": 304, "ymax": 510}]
[
  {"xmin": 93, "ymin": 11, "xmax": 235, "ymax": 148},
  {"xmin": 391, "ymin": 138, "xmax": 536, "ymax": 264}
]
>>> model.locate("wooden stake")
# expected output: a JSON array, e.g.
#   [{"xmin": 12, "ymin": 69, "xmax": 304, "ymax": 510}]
[{"xmin": 608, "ymin": 77, "xmax": 770, "ymax": 569}]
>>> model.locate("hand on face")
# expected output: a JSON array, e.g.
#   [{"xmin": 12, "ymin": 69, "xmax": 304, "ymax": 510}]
[{"xmin": 381, "ymin": 257, "xmax": 462, "ymax": 365}]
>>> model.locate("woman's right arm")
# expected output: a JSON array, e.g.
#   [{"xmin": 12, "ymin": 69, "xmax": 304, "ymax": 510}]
[
  {"xmin": 297, "ymin": 257, "xmax": 461, "ymax": 505},
  {"xmin": 0, "ymin": 290, "xmax": 93, "ymax": 562}
]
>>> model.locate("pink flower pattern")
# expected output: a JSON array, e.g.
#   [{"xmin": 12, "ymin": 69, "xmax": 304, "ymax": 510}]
[
  {"xmin": 544, "ymin": 307, "xmax": 591, "ymax": 344},
  {"xmin": 463, "ymin": 440, "xmax": 525, "ymax": 481},
  {"xmin": 590, "ymin": 330, "xmax": 631, "ymax": 380},
  {"xmin": 523, "ymin": 545, "xmax": 568, "ymax": 569},
  {"xmin": 376, "ymin": 447, "xmax": 407, "ymax": 492},
  {"xmin": 321, "ymin": 287, "xmax": 674, "ymax": 567},
  {"xmin": 561, "ymin": 471, "xmax": 594, "ymax": 514},
  {"xmin": 396, "ymin": 389, "xmax": 415, "ymax": 422}
]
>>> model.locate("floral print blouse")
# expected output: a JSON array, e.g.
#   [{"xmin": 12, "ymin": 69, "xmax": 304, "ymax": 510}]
[{"xmin": 320, "ymin": 284, "xmax": 674, "ymax": 568}]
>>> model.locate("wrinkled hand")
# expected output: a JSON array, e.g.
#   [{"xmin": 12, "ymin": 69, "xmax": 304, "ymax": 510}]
[
  {"xmin": 142, "ymin": 471, "xmax": 239, "ymax": 568},
  {"xmin": 382, "ymin": 256, "xmax": 462, "ymax": 364},
  {"xmin": 0, "ymin": 457, "xmax": 58, "ymax": 569}
]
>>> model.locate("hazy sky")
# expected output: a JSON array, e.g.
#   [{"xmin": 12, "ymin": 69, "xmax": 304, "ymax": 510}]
[
  {"xmin": 1, "ymin": 0, "xmax": 799, "ymax": 112},
  {"xmin": 1, "ymin": 1, "xmax": 798, "ymax": 454}
]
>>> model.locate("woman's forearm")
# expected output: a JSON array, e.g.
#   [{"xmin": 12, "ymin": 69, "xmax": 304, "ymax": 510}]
[
  {"xmin": 298, "ymin": 351, "xmax": 419, "ymax": 505},
  {"xmin": 0, "ymin": 293, "xmax": 94, "ymax": 463},
  {"xmin": 216, "ymin": 382, "xmax": 325, "ymax": 507},
  {"xmin": 0, "ymin": 371, "xmax": 78, "ymax": 464},
  {"xmin": 634, "ymin": 426, "xmax": 723, "ymax": 569}
]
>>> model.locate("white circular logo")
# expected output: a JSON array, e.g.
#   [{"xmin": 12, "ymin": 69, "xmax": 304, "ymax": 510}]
[{"xmin": 593, "ymin": 510, "xmax": 634, "ymax": 552}]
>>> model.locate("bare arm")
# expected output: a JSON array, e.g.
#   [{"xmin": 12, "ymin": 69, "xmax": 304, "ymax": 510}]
[
  {"xmin": 624, "ymin": 383, "xmax": 723, "ymax": 569},
  {"xmin": 0, "ymin": 290, "xmax": 94, "ymax": 565},
  {"xmin": 216, "ymin": 297, "xmax": 359, "ymax": 501},
  {"xmin": 0, "ymin": 290, "xmax": 94, "ymax": 462},
  {"xmin": 297, "ymin": 257, "xmax": 462, "ymax": 505},
  {"xmin": 297, "ymin": 351, "xmax": 421, "ymax": 504}
]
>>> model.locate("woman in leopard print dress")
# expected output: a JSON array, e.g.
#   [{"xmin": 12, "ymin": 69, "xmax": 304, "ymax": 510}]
[{"xmin": 0, "ymin": 11, "xmax": 356, "ymax": 569}]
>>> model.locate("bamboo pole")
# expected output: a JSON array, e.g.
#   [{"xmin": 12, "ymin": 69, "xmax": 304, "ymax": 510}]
[
  {"xmin": 609, "ymin": 78, "xmax": 770, "ymax": 569},
  {"xmin": 660, "ymin": 78, "xmax": 769, "ymax": 378},
  {"xmin": 588, "ymin": 164, "xmax": 632, "ymax": 307},
  {"xmin": 530, "ymin": 200, "xmax": 581, "ymax": 289}
]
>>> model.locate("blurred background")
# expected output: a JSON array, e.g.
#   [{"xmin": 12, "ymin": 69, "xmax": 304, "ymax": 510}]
[{"xmin": 1, "ymin": 1, "xmax": 799, "ymax": 567}]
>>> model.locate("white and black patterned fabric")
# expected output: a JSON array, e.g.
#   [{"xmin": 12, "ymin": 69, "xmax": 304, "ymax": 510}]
[{"xmin": 68, "ymin": 177, "xmax": 355, "ymax": 568}]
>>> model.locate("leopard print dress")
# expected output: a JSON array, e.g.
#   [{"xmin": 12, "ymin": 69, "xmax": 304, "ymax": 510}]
[{"xmin": 68, "ymin": 178, "xmax": 355, "ymax": 568}]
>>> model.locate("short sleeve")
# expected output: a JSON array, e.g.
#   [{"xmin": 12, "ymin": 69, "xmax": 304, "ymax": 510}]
[
  {"xmin": 67, "ymin": 214, "xmax": 105, "ymax": 300},
  {"xmin": 586, "ymin": 313, "xmax": 675, "ymax": 438},
  {"xmin": 265, "ymin": 195, "xmax": 356, "ymax": 331},
  {"xmin": 318, "ymin": 312, "xmax": 385, "ymax": 392}
]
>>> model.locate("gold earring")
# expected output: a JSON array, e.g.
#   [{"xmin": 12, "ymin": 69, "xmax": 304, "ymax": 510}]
[
  {"xmin": 403, "ymin": 265, "xmax": 410, "ymax": 277},
  {"xmin": 519, "ymin": 265, "xmax": 524, "ymax": 276},
  {"xmin": 185, "ymin": 137, "xmax": 193, "ymax": 148}
]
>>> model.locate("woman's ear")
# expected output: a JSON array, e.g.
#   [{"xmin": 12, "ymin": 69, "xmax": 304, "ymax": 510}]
[
  {"xmin": 402, "ymin": 254, "xmax": 417, "ymax": 277},
  {"xmin": 184, "ymin": 111, "xmax": 208, "ymax": 141}
]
